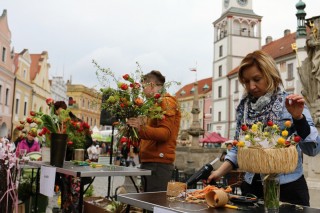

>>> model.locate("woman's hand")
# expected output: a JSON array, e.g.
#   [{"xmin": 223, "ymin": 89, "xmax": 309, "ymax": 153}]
[
  {"xmin": 207, "ymin": 170, "xmax": 221, "ymax": 183},
  {"xmin": 285, "ymin": 94, "xmax": 305, "ymax": 120},
  {"xmin": 206, "ymin": 161, "xmax": 233, "ymax": 183}
]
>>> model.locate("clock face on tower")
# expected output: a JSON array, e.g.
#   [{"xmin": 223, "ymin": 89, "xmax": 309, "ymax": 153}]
[
  {"xmin": 224, "ymin": 0, "xmax": 230, "ymax": 8},
  {"xmin": 237, "ymin": 0, "xmax": 248, "ymax": 6}
]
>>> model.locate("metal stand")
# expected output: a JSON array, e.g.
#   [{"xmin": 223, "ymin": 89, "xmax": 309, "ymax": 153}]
[{"xmin": 107, "ymin": 124, "xmax": 115, "ymax": 198}]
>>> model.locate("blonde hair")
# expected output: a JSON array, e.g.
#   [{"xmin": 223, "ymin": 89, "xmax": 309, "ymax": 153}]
[{"xmin": 238, "ymin": 50, "xmax": 283, "ymax": 93}]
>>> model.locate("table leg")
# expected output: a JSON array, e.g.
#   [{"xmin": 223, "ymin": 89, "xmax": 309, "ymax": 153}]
[
  {"xmin": 125, "ymin": 204, "xmax": 131, "ymax": 213},
  {"xmin": 34, "ymin": 168, "xmax": 40, "ymax": 213},
  {"xmin": 129, "ymin": 176, "xmax": 140, "ymax": 193}
]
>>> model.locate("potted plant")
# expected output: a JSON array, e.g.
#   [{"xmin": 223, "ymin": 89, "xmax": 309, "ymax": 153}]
[{"xmin": 15, "ymin": 98, "xmax": 92, "ymax": 167}]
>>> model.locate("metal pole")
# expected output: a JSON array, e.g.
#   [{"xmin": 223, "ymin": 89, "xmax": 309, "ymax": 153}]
[{"xmin": 107, "ymin": 124, "xmax": 115, "ymax": 198}]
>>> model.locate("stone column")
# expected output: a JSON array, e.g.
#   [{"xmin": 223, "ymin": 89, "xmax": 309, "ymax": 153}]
[{"xmin": 187, "ymin": 81, "xmax": 204, "ymax": 147}]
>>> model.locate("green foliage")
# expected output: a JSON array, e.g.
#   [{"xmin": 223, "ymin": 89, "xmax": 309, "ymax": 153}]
[{"xmin": 84, "ymin": 184, "xmax": 94, "ymax": 197}]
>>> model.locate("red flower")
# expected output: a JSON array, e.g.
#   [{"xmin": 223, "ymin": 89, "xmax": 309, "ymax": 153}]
[
  {"xmin": 154, "ymin": 93, "xmax": 161, "ymax": 99},
  {"xmin": 46, "ymin": 98, "xmax": 54, "ymax": 106},
  {"xmin": 267, "ymin": 120, "xmax": 273, "ymax": 126},
  {"xmin": 16, "ymin": 125, "xmax": 24, "ymax": 131},
  {"xmin": 123, "ymin": 74, "xmax": 130, "ymax": 80},
  {"xmin": 26, "ymin": 117, "xmax": 33, "ymax": 123},
  {"xmin": 294, "ymin": 135, "xmax": 301, "ymax": 143},
  {"xmin": 30, "ymin": 111, "xmax": 36, "ymax": 116},
  {"xmin": 241, "ymin": 124, "xmax": 248, "ymax": 131},
  {"xmin": 120, "ymin": 83, "xmax": 129, "ymax": 90}
]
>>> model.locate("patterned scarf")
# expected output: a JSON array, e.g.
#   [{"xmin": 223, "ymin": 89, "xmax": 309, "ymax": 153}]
[{"xmin": 234, "ymin": 88, "xmax": 286, "ymax": 139}]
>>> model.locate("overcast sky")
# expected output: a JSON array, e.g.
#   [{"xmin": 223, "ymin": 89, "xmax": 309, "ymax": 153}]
[{"xmin": 2, "ymin": 0, "xmax": 318, "ymax": 93}]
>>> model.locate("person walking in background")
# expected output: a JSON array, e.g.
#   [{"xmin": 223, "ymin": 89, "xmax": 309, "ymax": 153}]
[
  {"xmin": 127, "ymin": 70, "xmax": 181, "ymax": 192},
  {"xmin": 208, "ymin": 50, "xmax": 320, "ymax": 206}
]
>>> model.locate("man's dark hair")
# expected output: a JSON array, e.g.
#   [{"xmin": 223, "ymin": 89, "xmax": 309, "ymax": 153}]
[
  {"xmin": 143, "ymin": 70, "xmax": 166, "ymax": 86},
  {"xmin": 54, "ymin": 101, "xmax": 67, "ymax": 111}
]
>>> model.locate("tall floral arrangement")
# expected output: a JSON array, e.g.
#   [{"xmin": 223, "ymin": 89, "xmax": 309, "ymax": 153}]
[
  {"xmin": 235, "ymin": 120, "xmax": 301, "ymax": 212},
  {"xmin": 94, "ymin": 61, "xmax": 179, "ymax": 148}
]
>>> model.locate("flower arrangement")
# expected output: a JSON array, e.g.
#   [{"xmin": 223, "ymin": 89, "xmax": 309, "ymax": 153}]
[
  {"xmin": 236, "ymin": 120, "xmax": 300, "ymax": 174},
  {"xmin": 235, "ymin": 120, "xmax": 301, "ymax": 211},
  {"xmin": 94, "ymin": 61, "xmax": 172, "ymax": 147},
  {"xmin": 15, "ymin": 98, "xmax": 91, "ymax": 149},
  {"xmin": 235, "ymin": 120, "xmax": 301, "ymax": 148}
]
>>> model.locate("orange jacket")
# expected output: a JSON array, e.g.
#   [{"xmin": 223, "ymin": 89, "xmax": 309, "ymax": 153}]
[{"xmin": 138, "ymin": 94, "xmax": 181, "ymax": 164}]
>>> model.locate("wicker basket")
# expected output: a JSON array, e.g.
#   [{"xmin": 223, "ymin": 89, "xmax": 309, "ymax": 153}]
[{"xmin": 237, "ymin": 145, "xmax": 298, "ymax": 174}]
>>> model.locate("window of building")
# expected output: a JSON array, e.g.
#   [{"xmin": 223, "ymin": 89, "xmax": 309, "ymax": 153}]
[
  {"xmin": 280, "ymin": 61, "xmax": 286, "ymax": 72},
  {"xmin": 15, "ymin": 99, "xmax": 19, "ymax": 114},
  {"xmin": 206, "ymin": 124, "xmax": 210, "ymax": 131},
  {"xmin": 235, "ymin": 80, "xmax": 239, "ymax": 93},
  {"xmin": 218, "ymin": 111, "xmax": 221, "ymax": 121},
  {"xmin": 219, "ymin": 45, "xmax": 223, "ymax": 57},
  {"xmin": 2, "ymin": 47, "xmax": 6, "ymax": 62},
  {"xmin": 23, "ymin": 69, "xmax": 27, "ymax": 79},
  {"xmin": 218, "ymin": 86, "xmax": 222, "ymax": 98},
  {"xmin": 0, "ymin": 85, "xmax": 2, "ymax": 103},
  {"xmin": 24, "ymin": 101, "xmax": 27, "ymax": 116},
  {"xmin": 5, "ymin": 88, "xmax": 9, "ymax": 105},
  {"xmin": 218, "ymin": 65, "xmax": 222, "ymax": 77},
  {"xmin": 287, "ymin": 63, "xmax": 293, "ymax": 80},
  {"xmin": 209, "ymin": 106, "xmax": 212, "ymax": 114}
]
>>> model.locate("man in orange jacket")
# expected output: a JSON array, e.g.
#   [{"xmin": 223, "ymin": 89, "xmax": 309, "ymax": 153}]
[{"xmin": 127, "ymin": 70, "xmax": 181, "ymax": 192}]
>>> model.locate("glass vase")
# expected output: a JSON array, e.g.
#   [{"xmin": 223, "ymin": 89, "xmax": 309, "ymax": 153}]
[{"xmin": 262, "ymin": 174, "xmax": 280, "ymax": 213}]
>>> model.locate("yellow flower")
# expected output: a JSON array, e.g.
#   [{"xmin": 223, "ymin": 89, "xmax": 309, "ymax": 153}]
[
  {"xmin": 244, "ymin": 134, "xmax": 251, "ymax": 140},
  {"xmin": 237, "ymin": 141, "xmax": 245, "ymax": 147},
  {"xmin": 281, "ymin": 130, "xmax": 289, "ymax": 137},
  {"xmin": 277, "ymin": 137, "xmax": 286, "ymax": 145},
  {"xmin": 251, "ymin": 124, "xmax": 258, "ymax": 131}
]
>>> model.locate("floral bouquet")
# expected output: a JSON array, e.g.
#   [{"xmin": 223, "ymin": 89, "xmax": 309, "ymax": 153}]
[
  {"xmin": 235, "ymin": 120, "xmax": 300, "ymax": 174},
  {"xmin": 0, "ymin": 139, "xmax": 19, "ymax": 212},
  {"xmin": 94, "ymin": 61, "xmax": 172, "ymax": 148},
  {"xmin": 235, "ymin": 120, "xmax": 301, "ymax": 212},
  {"xmin": 15, "ymin": 98, "xmax": 91, "ymax": 149}
]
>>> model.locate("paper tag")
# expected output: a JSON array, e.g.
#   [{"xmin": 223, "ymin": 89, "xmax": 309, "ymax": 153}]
[
  {"xmin": 40, "ymin": 166, "xmax": 56, "ymax": 197},
  {"xmin": 98, "ymin": 156, "xmax": 112, "ymax": 165}
]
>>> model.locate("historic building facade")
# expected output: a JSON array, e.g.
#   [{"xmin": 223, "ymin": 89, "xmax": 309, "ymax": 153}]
[
  {"xmin": 175, "ymin": 77, "xmax": 212, "ymax": 134},
  {"xmin": 12, "ymin": 49, "xmax": 33, "ymax": 140},
  {"xmin": 66, "ymin": 83, "xmax": 101, "ymax": 129}
]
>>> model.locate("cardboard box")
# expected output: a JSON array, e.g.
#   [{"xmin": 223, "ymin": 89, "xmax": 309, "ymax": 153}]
[{"xmin": 83, "ymin": 197, "xmax": 110, "ymax": 213}]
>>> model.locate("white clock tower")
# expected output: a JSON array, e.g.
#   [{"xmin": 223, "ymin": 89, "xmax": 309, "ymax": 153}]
[{"xmin": 211, "ymin": 0, "xmax": 262, "ymax": 138}]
